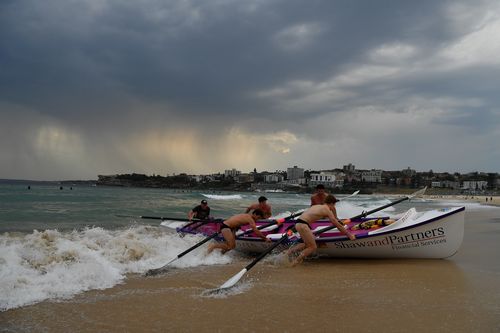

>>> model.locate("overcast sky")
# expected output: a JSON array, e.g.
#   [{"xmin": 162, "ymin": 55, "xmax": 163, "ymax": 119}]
[{"xmin": 1, "ymin": 0, "xmax": 500, "ymax": 180}]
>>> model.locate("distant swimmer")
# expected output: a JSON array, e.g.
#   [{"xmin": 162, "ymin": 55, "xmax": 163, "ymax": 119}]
[
  {"xmin": 287, "ymin": 194, "xmax": 355, "ymax": 266},
  {"xmin": 245, "ymin": 196, "xmax": 272, "ymax": 219},
  {"xmin": 188, "ymin": 199, "xmax": 211, "ymax": 220},
  {"xmin": 310, "ymin": 184, "xmax": 328, "ymax": 206},
  {"xmin": 208, "ymin": 210, "xmax": 270, "ymax": 254}
]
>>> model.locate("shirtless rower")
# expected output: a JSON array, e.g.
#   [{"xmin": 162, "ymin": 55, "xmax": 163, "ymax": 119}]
[
  {"xmin": 208, "ymin": 209, "xmax": 270, "ymax": 254},
  {"xmin": 287, "ymin": 194, "xmax": 355, "ymax": 266},
  {"xmin": 310, "ymin": 184, "xmax": 328, "ymax": 206},
  {"xmin": 245, "ymin": 196, "xmax": 272, "ymax": 219}
]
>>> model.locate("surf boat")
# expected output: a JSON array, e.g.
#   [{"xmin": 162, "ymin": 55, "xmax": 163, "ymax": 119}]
[{"xmin": 170, "ymin": 206, "xmax": 465, "ymax": 259}]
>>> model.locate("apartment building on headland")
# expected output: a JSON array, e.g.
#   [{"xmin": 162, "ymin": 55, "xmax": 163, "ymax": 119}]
[{"xmin": 97, "ymin": 164, "xmax": 500, "ymax": 193}]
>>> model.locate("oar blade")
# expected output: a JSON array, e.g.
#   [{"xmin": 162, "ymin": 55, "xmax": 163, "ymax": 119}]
[
  {"xmin": 218, "ymin": 268, "xmax": 248, "ymax": 290},
  {"xmin": 145, "ymin": 267, "xmax": 166, "ymax": 277},
  {"xmin": 350, "ymin": 190, "xmax": 360, "ymax": 197},
  {"xmin": 144, "ymin": 257, "xmax": 177, "ymax": 276}
]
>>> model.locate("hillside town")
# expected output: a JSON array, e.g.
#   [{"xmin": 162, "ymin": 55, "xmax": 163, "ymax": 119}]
[{"xmin": 97, "ymin": 163, "xmax": 500, "ymax": 195}]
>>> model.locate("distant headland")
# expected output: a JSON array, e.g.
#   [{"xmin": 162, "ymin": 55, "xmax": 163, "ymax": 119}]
[
  {"xmin": 95, "ymin": 163, "xmax": 499, "ymax": 195},
  {"xmin": 3, "ymin": 163, "xmax": 499, "ymax": 195}
]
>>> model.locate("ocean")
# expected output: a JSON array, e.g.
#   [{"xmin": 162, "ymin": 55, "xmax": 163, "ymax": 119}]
[{"xmin": 0, "ymin": 183, "xmax": 496, "ymax": 315}]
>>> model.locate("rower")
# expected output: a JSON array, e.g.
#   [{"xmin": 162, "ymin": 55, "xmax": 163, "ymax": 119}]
[{"xmin": 188, "ymin": 199, "xmax": 211, "ymax": 221}]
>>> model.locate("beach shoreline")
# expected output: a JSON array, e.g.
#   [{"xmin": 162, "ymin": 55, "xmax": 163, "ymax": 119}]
[
  {"xmin": 423, "ymin": 194, "xmax": 500, "ymax": 207},
  {"xmin": 2, "ymin": 208, "xmax": 499, "ymax": 332},
  {"xmin": 371, "ymin": 192, "xmax": 500, "ymax": 207}
]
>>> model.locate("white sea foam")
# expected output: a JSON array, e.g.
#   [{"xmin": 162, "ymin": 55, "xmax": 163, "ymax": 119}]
[
  {"xmin": 202, "ymin": 194, "xmax": 243, "ymax": 200},
  {"xmin": 0, "ymin": 226, "xmax": 232, "ymax": 311}
]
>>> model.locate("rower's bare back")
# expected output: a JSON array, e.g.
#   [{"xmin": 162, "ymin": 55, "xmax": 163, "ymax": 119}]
[
  {"xmin": 224, "ymin": 213, "xmax": 255, "ymax": 229},
  {"xmin": 299, "ymin": 205, "xmax": 336, "ymax": 224}
]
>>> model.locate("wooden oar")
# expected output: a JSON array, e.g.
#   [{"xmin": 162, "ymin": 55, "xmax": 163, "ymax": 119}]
[{"xmin": 214, "ymin": 188, "xmax": 424, "ymax": 291}]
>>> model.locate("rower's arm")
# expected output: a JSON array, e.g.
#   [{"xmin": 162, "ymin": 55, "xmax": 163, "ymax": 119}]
[
  {"xmin": 245, "ymin": 203, "xmax": 255, "ymax": 214},
  {"xmin": 327, "ymin": 210, "xmax": 355, "ymax": 240},
  {"xmin": 250, "ymin": 221, "xmax": 267, "ymax": 240}
]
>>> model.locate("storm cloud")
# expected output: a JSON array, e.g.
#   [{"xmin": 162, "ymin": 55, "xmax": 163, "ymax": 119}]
[{"xmin": 1, "ymin": 0, "xmax": 499, "ymax": 180}]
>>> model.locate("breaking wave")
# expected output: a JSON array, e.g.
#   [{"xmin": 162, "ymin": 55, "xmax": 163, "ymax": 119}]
[
  {"xmin": 0, "ymin": 226, "xmax": 233, "ymax": 311},
  {"xmin": 202, "ymin": 194, "xmax": 243, "ymax": 200}
]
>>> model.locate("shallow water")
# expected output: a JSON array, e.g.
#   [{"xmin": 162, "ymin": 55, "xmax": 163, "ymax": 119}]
[{"xmin": 1, "ymin": 184, "xmax": 499, "ymax": 332}]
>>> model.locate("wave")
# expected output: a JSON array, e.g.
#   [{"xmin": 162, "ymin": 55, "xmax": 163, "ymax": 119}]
[
  {"xmin": 0, "ymin": 226, "xmax": 233, "ymax": 311},
  {"xmin": 202, "ymin": 194, "xmax": 243, "ymax": 200}
]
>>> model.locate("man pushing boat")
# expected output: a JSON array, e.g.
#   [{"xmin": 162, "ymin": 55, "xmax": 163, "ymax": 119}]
[
  {"xmin": 287, "ymin": 194, "xmax": 356, "ymax": 266},
  {"xmin": 208, "ymin": 209, "xmax": 271, "ymax": 254},
  {"xmin": 245, "ymin": 196, "xmax": 272, "ymax": 218}
]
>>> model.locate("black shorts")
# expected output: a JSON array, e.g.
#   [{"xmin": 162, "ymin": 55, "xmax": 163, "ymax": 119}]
[
  {"xmin": 220, "ymin": 222, "xmax": 235, "ymax": 232},
  {"xmin": 295, "ymin": 219, "xmax": 311, "ymax": 229}
]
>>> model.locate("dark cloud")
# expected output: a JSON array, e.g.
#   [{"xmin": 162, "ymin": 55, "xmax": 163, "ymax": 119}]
[
  {"xmin": 1, "ymin": 1, "xmax": 450, "ymax": 117},
  {"xmin": 1, "ymin": 0, "xmax": 500, "ymax": 179}
]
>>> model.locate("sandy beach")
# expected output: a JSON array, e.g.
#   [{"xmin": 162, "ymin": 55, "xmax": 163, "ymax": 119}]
[
  {"xmin": 2, "ymin": 208, "xmax": 499, "ymax": 332},
  {"xmin": 423, "ymin": 195, "xmax": 500, "ymax": 207}
]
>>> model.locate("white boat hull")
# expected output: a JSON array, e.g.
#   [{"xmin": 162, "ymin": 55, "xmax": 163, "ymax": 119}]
[{"xmin": 234, "ymin": 207, "xmax": 465, "ymax": 259}]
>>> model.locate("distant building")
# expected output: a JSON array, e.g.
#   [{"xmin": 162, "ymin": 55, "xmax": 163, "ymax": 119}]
[
  {"xmin": 402, "ymin": 167, "xmax": 416, "ymax": 177},
  {"xmin": 224, "ymin": 168, "xmax": 241, "ymax": 178},
  {"xmin": 361, "ymin": 169, "xmax": 382, "ymax": 183},
  {"xmin": 442, "ymin": 180, "xmax": 460, "ymax": 189},
  {"xmin": 264, "ymin": 174, "xmax": 284, "ymax": 183},
  {"xmin": 287, "ymin": 166, "xmax": 304, "ymax": 180},
  {"xmin": 343, "ymin": 163, "xmax": 355, "ymax": 172},
  {"xmin": 236, "ymin": 173, "xmax": 254, "ymax": 183},
  {"xmin": 462, "ymin": 180, "xmax": 488, "ymax": 191},
  {"xmin": 310, "ymin": 172, "xmax": 335, "ymax": 187},
  {"xmin": 310, "ymin": 171, "xmax": 344, "ymax": 188}
]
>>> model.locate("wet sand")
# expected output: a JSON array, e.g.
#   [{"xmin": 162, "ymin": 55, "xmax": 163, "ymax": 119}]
[{"xmin": 2, "ymin": 209, "xmax": 500, "ymax": 332}]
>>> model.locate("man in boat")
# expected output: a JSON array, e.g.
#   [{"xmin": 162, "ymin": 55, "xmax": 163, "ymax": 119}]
[
  {"xmin": 245, "ymin": 196, "xmax": 272, "ymax": 219},
  {"xmin": 288, "ymin": 194, "xmax": 355, "ymax": 266},
  {"xmin": 188, "ymin": 199, "xmax": 211, "ymax": 221},
  {"xmin": 208, "ymin": 209, "xmax": 270, "ymax": 254},
  {"xmin": 310, "ymin": 184, "xmax": 328, "ymax": 206}
]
